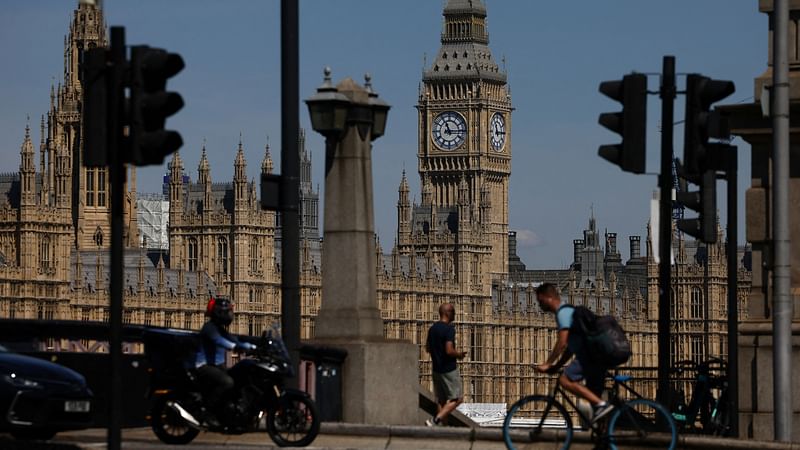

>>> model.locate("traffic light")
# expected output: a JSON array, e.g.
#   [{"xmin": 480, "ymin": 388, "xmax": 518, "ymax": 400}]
[
  {"xmin": 128, "ymin": 46, "xmax": 185, "ymax": 166},
  {"xmin": 82, "ymin": 47, "xmax": 109, "ymax": 167},
  {"xmin": 683, "ymin": 74, "xmax": 734, "ymax": 176},
  {"xmin": 676, "ymin": 167, "xmax": 717, "ymax": 243},
  {"xmin": 598, "ymin": 73, "xmax": 647, "ymax": 174}
]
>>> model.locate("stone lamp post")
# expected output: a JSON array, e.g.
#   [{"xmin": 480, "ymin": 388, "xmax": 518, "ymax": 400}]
[{"xmin": 305, "ymin": 68, "xmax": 418, "ymax": 425}]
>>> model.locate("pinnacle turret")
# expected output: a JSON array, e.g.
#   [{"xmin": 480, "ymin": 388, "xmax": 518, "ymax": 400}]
[
  {"xmin": 398, "ymin": 170, "xmax": 410, "ymax": 198},
  {"xmin": 20, "ymin": 121, "xmax": 35, "ymax": 173},
  {"xmin": 198, "ymin": 144, "xmax": 210, "ymax": 184},
  {"xmin": 169, "ymin": 151, "xmax": 183, "ymax": 179},
  {"xmin": 425, "ymin": 0, "xmax": 503, "ymax": 82},
  {"xmin": 261, "ymin": 140, "xmax": 273, "ymax": 174},
  {"xmin": 234, "ymin": 136, "xmax": 247, "ymax": 181}
]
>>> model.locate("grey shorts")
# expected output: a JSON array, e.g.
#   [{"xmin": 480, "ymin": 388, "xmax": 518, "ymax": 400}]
[{"xmin": 432, "ymin": 368, "xmax": 463, "ymax": 403}]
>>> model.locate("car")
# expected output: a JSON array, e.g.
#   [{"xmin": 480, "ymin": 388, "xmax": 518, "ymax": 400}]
[{"xmin": 0, "ymin": 343, "xmax": 93, "ymax": 440}]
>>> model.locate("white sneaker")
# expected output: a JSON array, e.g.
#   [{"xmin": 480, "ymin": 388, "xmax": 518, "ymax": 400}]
[{"xmin": 591, "ymin": 403, "xmax": 615, "ymax": 423}]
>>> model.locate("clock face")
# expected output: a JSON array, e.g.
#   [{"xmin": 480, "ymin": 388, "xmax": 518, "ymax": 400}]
[
  {"xmin": 432, "ymin": 111, "xmax": 467, "ymax": 150},
  {"xmin": 490, "ymin": 113, "xmax": 506, "ymax": 151}
]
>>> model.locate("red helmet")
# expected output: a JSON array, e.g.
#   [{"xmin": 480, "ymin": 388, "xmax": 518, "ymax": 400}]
[{"xmin": 205, "ymin": 296, "xmax": 234, "ymax": 326}]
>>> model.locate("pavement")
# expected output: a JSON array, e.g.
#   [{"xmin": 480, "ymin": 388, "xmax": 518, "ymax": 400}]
[{"xmin": 2, "ymin": 423, "xmax": 799, "ymax": 450}]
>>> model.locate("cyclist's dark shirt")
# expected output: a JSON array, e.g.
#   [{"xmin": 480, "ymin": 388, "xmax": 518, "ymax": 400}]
[{"xmin": 427, "ymin": 321, "xmax": 457, "ymax": 373}]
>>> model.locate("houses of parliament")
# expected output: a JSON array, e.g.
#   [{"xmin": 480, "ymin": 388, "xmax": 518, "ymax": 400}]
[{"xmin": 0, "ymin": 0, "xmax": 751, "ymax": 405}]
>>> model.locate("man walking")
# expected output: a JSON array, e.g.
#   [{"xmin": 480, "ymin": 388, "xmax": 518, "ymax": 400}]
[{"xmin": 425, "ymin": 303, "xmax": 467, "ymax": 426}]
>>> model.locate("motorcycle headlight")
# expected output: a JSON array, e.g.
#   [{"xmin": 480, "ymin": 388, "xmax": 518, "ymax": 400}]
[{"xmin": 4, "ymin": 373, "xmax": 43, "ymax": 389}]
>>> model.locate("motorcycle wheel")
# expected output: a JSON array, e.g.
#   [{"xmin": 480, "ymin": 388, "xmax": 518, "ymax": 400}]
[
  {"xmin": 266, "ymin": 391, "xmax": 320, "ymax": 447},
  {"xmin": 150, "ymin": 395, "xmax": 200, "ymax": 445}
]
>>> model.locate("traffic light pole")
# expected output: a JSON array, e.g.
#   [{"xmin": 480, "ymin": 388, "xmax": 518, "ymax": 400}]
[
  {"xmin": 657, "ymin": 55, "xmax": 675, "ymax": 408},
  {"xmin": 106, "ymin": 26, "xmax": 125, "ymax": 450},
  {"xmin": 280, "ymin": 0, "xmax": 301, "ymax": 379},
  {"xmin": 723, "ymin": 147, "xmax": 739, "ymax": 437},
  {"xmin": 772, "ymin": 0, "xmax": 793, "ymax": 441}
]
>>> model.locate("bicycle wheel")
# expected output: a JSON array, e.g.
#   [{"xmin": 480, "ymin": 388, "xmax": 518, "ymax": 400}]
[
  {"xmin": 502, "ymin": 395, "xmax": 573, "ymax": 450},
  {"xmin": 607, "ymin": 398, "xmax": 677, "ymax": 450}
]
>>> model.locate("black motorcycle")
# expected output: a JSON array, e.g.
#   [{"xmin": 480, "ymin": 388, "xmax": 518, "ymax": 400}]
[{"xmin": 143, "ymin": 326, "xmax": 320, "ymax": 447}]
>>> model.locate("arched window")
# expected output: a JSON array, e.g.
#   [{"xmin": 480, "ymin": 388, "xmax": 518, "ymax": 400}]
[
  {"xmin": 217, "ymin": 237, "xmax": 228, "ymax": 276},
  {"xmin": 93, "ymin": 227, "xmax": 103, "ymax": 247},
  {"xmin": 85, "ymin": 168, "xmax": 108, "ymax": 207},
  {"xmin": 188, "ymin": 238, "xmax": 198, "ymax": 271},
  {"xmin": 39, "ymin": 235, "xmax": 51, "ymax": 270},
  {"xmin": 97, "ymin": 169, "xmax": 107, "ymax": 206},
  {"xmin": 86, "ymin": 169, "xmax": 95, "ymax": 206},
  {"xmin": 690, "ymin": 287, "xmax": 703, "ymax": 319},
  {"xmin": 670, "ymin": 287, "xmax": 678, "ymax": 318},
  {"xmin": 250, "ymin": 238, "xmax": 259, "ymax": 273}
]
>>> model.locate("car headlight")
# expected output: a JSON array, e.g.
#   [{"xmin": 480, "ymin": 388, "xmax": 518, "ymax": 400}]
[{"xmin": 3, "ymin": 373, "xmax": 43, "ymax": 389}]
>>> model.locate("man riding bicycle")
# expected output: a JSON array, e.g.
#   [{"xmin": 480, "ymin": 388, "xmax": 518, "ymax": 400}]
[{"xmin": 533, "ymin": 283, "xmax": 615, "ymax": 423}]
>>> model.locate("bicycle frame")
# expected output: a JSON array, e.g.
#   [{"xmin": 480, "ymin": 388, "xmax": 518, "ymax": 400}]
[
  {"xmin": 670, "ymin": 358, "xmax": 729, "ymax": 434},
  {"xmin": 540, "ymin": 372, "xmax": 650, "ymax": 428},
  {"xmin": 541, "ymin": 375, "xmax": 593, "ymax": 427}
]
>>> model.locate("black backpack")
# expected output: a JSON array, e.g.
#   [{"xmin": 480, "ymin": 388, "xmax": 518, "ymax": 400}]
[{"xmin": 570, "ymin": 306, "xmax": 631, "ymax": 367}]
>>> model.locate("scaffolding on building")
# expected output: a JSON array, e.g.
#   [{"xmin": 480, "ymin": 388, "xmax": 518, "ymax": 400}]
[{"xmin": 137, "ymin": 193, "xmax": 169, "ymax": 250}]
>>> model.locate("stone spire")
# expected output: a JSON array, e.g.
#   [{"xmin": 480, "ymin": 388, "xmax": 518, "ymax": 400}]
[
  {"xmin": 261, "ymin": 138, "xmax": 273, "ymax": 175},
  {"xmin": 396, "ymin": 170, "xmax": 412, "ymax": 242},
  {"xmin": 425, "ymin": 0, "xmax": 504, "ymax": 82},
  {"xmin": 399, "ymin": 169, "xmax": 410, "ymax": 198},
  {"xmin": 169, "ymin": 151, "xmax": 184, "ymax": 215},
  {"xmin": 234, "ymin": 136, "xmax": 247, "ymax": 182},
  {"xmin": 66, "ymin": 0, "xmax": 106, "ymax": 92},
  {"xmin": 234, "ymin": 136, "xmax": 248, "ymax": 210},
  {"xmin": 39, "ymin": 115, "xmax": 51, "ymax": 206},
  {"xmin": 199, "ymin": 144, "xmax": 213, "ymax": 213},
  {"xmin": 299, "ymin": 128, "xmax": 312, "ymax": 192},
  {"xmin": 198, "ymin": 142, "xmax": 210, "ymax": 185},
  {"xmin": 20, "ymin": 121, "xmax": 36, "ymax": 207}
]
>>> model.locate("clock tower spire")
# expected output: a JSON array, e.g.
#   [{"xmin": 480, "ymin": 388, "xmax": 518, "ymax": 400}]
[{"xmin": 412, "ymin": 0, "xmax": 513, "ymax": 281}]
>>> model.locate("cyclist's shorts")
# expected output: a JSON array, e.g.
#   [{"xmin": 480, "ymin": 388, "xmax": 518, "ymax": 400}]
[{"xmin": 565, "ymin": 358, "xmax": 605, "ymax": 395}]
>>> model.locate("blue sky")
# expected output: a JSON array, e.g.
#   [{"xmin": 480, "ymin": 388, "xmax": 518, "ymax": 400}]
[{"xmin": 0, "ymin": 1, "xmax": 765, "ymax": 269}]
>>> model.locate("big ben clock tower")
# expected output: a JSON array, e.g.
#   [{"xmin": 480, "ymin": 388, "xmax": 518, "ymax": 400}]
[{"xmin": 416, "ymin": 0, "xmax": 512, "ymax": 280}]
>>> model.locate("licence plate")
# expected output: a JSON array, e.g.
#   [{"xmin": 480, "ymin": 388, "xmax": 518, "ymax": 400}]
[{"xmin": 64, "ymin": 400, "xmax": 90, "ymax": 413}]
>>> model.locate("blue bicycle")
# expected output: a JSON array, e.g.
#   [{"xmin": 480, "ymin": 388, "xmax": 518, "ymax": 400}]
[{"xmin": 503, "ymin": 370, "xmax": 677, "ymax": 450}]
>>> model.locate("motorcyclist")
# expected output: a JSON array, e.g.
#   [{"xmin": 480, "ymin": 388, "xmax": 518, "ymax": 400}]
[{"xmin": 194, "ymin": 296, "xmax": 256, "ymax": 426}]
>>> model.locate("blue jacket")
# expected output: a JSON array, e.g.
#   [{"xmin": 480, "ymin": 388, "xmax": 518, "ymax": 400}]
[{"xmin": 194, "ymin": 321, "xmax": 255, "ymax": 368}]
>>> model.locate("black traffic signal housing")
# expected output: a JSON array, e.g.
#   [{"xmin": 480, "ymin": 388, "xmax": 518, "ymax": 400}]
[
  {"xmin": 598, "ymin": 73, "xmax": 647, "ymax": 174},
  {"xmin": 128, "ymin": 45, "xmax": 185, "ymax": 166},
  {"xmin": 683, "ymin": 74, "xmax": 734, "ymax": 176},
  {"xmin": 676, "ymin": 167, "xmax": 717, "ymax": 243},
  {"xmin": 82, "ymin": 47, "xmax": 109, "ymax": 167}
]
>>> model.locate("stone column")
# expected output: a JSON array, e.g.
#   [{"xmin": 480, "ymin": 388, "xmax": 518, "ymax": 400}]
[
  {"xmin": 315, "ymin": 79, "xmax": 383, "ymax": 338},
  {"xmin": 306, "ymin": 72, "xmax": 419, "ymax": 425}
]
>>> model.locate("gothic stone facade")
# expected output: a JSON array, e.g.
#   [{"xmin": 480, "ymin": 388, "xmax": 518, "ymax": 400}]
[{"xmin": 0, "ymin": 0, "xmax": 751, "ymax": 407}]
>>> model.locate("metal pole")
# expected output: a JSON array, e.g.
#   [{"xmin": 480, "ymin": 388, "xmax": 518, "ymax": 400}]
[
  {"xmin": 280, "ymin": 0, "xmax": 301, "ymax": 379},
  {"xmin": 107, "ymin": 26, "xmax": 125, "ymax": 450},
  {"xmin": 725, "ymin": 146, "xmax": 739, "ymax": 437},
  {"xmin": 657, "ymin": 55, "xmax": 676, "ymax": 407},
  {"xmin": 772, "ymin": 0, "xmax": 793, "ymax": 441}
]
